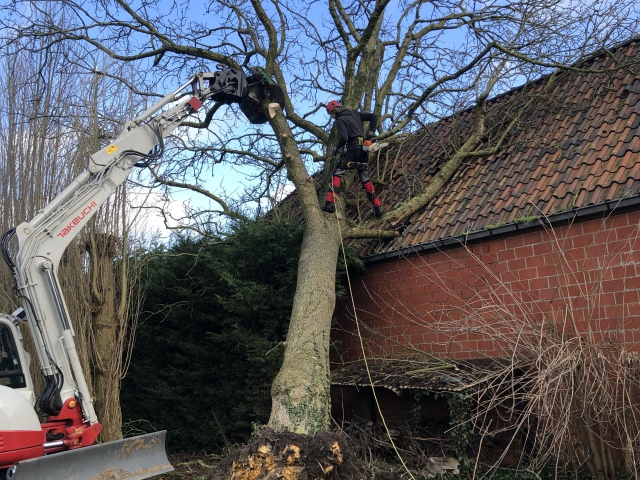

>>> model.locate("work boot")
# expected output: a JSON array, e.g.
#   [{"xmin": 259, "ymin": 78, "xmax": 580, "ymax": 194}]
[
  {"xmin": 321, "ymin": 203, "xmax": 336, "ymax": 214},
  {"xmin": 374, "ymin": 206, "xmax": 383, "ymax": 218}
]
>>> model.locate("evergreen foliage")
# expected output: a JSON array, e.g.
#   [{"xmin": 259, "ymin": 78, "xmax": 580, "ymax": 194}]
[{"xmin": 121, "ymin": 217, "xmax": 363, "ymax": 452}]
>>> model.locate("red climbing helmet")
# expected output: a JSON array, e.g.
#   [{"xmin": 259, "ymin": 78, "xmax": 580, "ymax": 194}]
[{"xmin": 326, "ymin": 100, "xmax": 342, "ymax": 115}]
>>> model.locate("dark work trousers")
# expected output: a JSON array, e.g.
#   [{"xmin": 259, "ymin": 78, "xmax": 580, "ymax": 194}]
[{"xmin": 324, "ymin": 146, "xmax": 382, "ymax": 211}]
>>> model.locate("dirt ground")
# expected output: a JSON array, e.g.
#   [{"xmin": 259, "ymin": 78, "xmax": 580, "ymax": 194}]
[{"xmin": 150, "ymin": 452, "xmax": 221, "ymax": 479}]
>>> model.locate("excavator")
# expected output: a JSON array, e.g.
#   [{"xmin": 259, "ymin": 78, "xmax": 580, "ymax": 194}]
[{"xmin": 0, "ymin": 64, "xmax": 284, "ymax": 480}]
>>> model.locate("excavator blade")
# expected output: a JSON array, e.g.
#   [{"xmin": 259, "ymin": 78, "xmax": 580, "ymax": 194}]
[{"xmin": 6, "ymin": 431, "xmax": 173, "ymax": 480}]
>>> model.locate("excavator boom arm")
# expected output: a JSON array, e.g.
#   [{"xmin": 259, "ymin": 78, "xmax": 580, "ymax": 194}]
[
  {"xmin": 8, "ymin": 71, "xmax": 218, "ymax": 422},
  {"xmin": 0, "ymin": 63, "xmax": 282, "ymax": 479}
]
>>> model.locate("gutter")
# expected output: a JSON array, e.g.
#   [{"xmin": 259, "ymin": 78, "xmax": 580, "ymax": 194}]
[{"xmin": 363, "ymin": 193, "xmax": 640, "ymax": 265}]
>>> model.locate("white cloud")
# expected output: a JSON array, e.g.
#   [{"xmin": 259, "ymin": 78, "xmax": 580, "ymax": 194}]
[
  {"xmin": 274, "ymin": 182, "xmax": 295, "ymax": 201},
  {"xmin": 126, "ymin": 186, "xmax": 190, "ymax": 242}
]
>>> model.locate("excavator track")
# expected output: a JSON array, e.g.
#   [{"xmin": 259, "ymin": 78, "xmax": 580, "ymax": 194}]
[{"xmin": 6, "ymin": 431, "xmax": 172, "ymax": 480}]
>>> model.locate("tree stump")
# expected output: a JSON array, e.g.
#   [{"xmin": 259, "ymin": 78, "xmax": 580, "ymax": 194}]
[{"xmin": 205, "ymin": 428, "xmax": 373, "ymax": 480}]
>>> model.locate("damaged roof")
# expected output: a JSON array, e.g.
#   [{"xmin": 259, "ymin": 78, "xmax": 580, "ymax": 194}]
[{"xmin": 279, "ymin": 37, "xmax": 640, "ymax": 258}]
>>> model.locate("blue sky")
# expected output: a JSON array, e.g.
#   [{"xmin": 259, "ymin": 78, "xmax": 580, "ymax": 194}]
[{"xmin": 11, "ymin": 0, "xmax": 635, "ymax": 241}]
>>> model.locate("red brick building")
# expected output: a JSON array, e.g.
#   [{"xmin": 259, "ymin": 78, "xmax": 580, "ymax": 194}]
[{"xmin": 328, "ymin": 38, "xmax": 640, "ymax": 427}]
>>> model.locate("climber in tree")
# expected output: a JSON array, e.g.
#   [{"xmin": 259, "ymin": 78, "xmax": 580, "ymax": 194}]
[{"xmin": 322, "ymin": 100, "xmax": 383, "ymax": 218}]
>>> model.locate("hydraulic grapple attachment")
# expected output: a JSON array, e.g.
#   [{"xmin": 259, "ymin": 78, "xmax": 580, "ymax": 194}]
[
  {"xmin": 190, "ymin": 64, "xmax": 285, "ymax": 124},
  {"xmin": 6, "ymin": 431, "xmax": 172, "ymax": 480},
  {"xmin": 240, "ymin": 66, "xmax": 286, "ymax": 124}
]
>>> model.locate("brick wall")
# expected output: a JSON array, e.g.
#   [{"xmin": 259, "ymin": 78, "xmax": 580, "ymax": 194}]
[{"xmin": 331, "ymin": 210, "xmax": 640, "ymax": 363}]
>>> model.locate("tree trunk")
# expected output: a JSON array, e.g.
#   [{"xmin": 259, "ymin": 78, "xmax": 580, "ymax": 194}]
[
  {"xmin": 268, "ymin": 206, "xmax": 342, "ymax": 434},
  {"xmin": 265, "ymin": 102, "xmax": 344, "ymax": 435},
  {"xmin": 88, "ymin": 232, "xmax": 123, "ymax": 442}
]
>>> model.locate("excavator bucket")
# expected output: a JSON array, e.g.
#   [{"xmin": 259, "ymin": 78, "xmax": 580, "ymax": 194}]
[{"xmin": 6, "ymin": 431, "xmax": 173, "ymax": 480}]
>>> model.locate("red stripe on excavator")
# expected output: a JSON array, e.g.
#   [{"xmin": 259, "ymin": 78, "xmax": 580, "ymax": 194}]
[
  {"xmin": 0, "ymin": 430, "xmax": 45, "ymax": 468},
  {"xmin": 188, "ymin": 97, "xmax": 202, "ymax": 111}
]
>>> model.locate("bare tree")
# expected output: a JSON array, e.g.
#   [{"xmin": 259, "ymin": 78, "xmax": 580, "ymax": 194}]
[
  {"xmin": 2, "ymin": 0, "xmax": 638, "ymax": 437},
  {"xmin": 0, "ymin": 25, "xmax": 145, "ymax": 441}
]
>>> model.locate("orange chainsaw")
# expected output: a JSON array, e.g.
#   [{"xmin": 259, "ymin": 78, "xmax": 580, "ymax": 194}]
[{"xmin": 362, "ymin": 137, "xmax": 388, "ymax": 152}]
